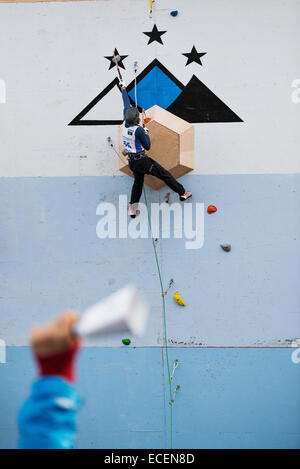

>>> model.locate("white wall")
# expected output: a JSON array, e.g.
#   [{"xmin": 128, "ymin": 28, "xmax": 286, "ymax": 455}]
[{"xmin": 0, "ymin": 0, "xmax": 299, "ymax": 177}]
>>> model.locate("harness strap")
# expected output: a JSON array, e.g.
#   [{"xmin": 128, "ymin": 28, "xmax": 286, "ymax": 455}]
[{"xmin": 127, "ymin": 150, "xmax": 146, "ymax": 161}]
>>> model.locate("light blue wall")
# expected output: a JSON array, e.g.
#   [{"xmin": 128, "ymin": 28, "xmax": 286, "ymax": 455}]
[
  {"xmin": 0, "ymin": 175, "xmax": 299, "ymax": 346},
  {"xmin": 0, "ymin": 0, "xmax": 300, "ymax": 450},
  {"xmin": 0, "ymin": 347, "xmax": 300, "ymax": 449},
  {"xmin": 0, "ymin": 174, "xmax": 300, "ymax": 448}
]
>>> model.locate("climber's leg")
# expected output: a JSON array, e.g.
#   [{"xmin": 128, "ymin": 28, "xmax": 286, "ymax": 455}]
[
  {"xmin": 130, "ymin": 171, "xmax": 144, "ymax": 205},
  {"xmin": 148, "ymin": 159, "xmax": 192, "ymax": 200}
]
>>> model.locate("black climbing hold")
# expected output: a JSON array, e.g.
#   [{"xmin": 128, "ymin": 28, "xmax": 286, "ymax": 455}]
[{"xmin": 221, "ymin": 244, "xmax": 231, "ymax": 252}]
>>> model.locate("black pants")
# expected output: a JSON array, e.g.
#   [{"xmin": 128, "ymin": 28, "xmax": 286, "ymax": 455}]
[{"xmin": 129, "ymin": 156, "xmax": 185, "ymax": 205}]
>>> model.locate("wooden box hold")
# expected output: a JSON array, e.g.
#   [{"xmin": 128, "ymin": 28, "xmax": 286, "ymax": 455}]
[{"xmin": 119, "ymin": 105, "xmax": 194, "ymax": 190}]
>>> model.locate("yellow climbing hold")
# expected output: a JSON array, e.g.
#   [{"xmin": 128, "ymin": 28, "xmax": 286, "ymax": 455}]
[{"xmin": 173, "ymin": 291, "xmax": 186, "ymax": 306}]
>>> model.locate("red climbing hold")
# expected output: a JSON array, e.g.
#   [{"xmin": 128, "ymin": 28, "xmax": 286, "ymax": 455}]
[{"xmin": 207, "ymin": 205, "xmax": 217, "ymax": 214}]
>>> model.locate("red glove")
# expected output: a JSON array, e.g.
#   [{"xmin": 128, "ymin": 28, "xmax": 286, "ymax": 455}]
[
  {"xmin": 36, "ymin": 339, "xmax": 80, "ymax": 383},
  {"xmin": 31, "ymin": 312, "xmax": 81, "ymax": 383}
]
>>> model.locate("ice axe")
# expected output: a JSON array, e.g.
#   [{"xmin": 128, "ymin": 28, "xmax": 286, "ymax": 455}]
[{"xmin": 112, "ymin": 50, "xmax": 123, "ymax": 84}]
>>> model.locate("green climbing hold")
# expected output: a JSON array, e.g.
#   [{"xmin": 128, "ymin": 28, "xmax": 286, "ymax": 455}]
[{"xmin": 122, "ymin": 338, "xmax": 131, "ymax": 346}]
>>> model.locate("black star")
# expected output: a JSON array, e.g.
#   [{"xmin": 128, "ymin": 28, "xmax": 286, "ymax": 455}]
[
  {"xmin": 182, "ymin": 45, "xmax": 206, "ymax": 66},
  {"xmin": 104, "ymin": 48, "xmax": 128, "ymax": 70},
  {"xmin": 143, "ymin": 24, "xmax": 167, "ymax": 45}
]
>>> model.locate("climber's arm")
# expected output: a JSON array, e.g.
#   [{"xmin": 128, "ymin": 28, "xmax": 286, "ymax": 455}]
[
  {"xmin": 122, "ymin": 89, "xmax": 131, "ymax": 119},
  {"xmin": 136, "ymin": 126, "xmax": 151, "ymax": 151}
]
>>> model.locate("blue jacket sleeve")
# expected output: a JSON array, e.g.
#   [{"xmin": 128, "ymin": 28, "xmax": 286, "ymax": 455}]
[
  {"xmin": 122, "ymin": 89, "xmax": 131, "ymax": 118},
  {"xmin": 135, "ymin": 126, "xmax": 151, "ymax": 151},
  {"xmin": 18, "ymin": 377, "xmax": 80, "ymax": 449}
]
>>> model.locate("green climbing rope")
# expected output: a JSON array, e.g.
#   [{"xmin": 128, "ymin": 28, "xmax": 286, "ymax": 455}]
[
  {"xmin": 143, "ymin": 186, "xmax": 174, "ymax": 449},
  {"xmin": 107, "ymin": 139, "xmax": 175, "ymax": 447}
]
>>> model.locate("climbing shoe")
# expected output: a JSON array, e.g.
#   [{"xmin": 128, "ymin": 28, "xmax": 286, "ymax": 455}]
[
  {"xmin": 180, "ymin": 191, "xmax": 192, "ymax": 201},
  {"xmin": 128, "ymin": 203, "xmax": 138, "ymax": 218}
]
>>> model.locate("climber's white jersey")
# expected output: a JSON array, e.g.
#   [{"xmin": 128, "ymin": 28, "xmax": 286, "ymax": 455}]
[{"xmin": 122, "ymin": 123, "xmax": 144, "ymax": 154}]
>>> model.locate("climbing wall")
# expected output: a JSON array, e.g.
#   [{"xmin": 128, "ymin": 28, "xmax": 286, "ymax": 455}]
[{"xmin": 0, "ymin": 0, "xmax": 300, "ymax": 449}]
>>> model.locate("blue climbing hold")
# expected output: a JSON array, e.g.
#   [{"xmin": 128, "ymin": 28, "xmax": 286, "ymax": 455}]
[{"xmin": 170, "ymin": 10, "xmax": 178, "ymax": 17}]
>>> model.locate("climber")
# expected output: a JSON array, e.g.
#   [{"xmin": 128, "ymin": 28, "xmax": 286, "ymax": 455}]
[{"xmin": 120, "ymin": 81, "xmax": 192, "ymax": 218}]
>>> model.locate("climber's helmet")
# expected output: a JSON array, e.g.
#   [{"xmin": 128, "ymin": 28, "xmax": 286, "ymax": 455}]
[{"xmin": 125, "ymin": 107, "xmax": 140, "ymax": 126}]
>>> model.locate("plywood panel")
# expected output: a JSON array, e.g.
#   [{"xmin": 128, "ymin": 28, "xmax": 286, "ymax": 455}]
[
  {"xmin": 180, "ymin": 126, "xmax": 194, "ymax": 168},
  {"xmin": 118, "ymin": 105, "xmax": 194, "ymax": 189},
  {"xmin": 146, "ymin": 121, "xmax": 179, "ymax": 170},
  {"xmin": 147, "ymin": 105, "xmax": 193, "ymax": 135}
]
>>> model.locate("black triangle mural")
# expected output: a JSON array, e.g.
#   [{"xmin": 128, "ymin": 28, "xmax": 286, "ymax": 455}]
[
  {"xmin": 69, "ymin": 77, "xmax": 139, "ymax": 126},
  {"xmin": 69, "ymin": 78, "xmax": 122, "ymax": 126},
  {"xmin": 69, "ymin": 59, "xmax": 243, "ymax": 126},
  {"xmin": 167, "ymin": 75, "xmax": 243, "ymax": 123}
]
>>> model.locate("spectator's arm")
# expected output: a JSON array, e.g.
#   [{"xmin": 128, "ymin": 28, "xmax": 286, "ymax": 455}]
[{"xmin": 18, "ymin": 312, "xmax": 81, "ymax": 449}]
